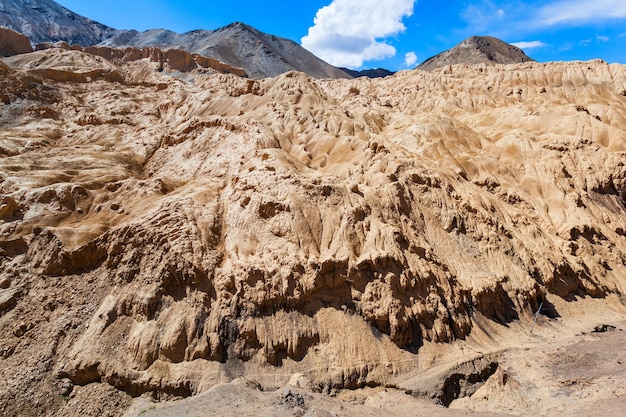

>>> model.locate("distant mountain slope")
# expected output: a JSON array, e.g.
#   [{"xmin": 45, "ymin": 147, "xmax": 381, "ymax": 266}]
[
  {"xmin": 100, "ymin": 23, "xmax": 352, "ymax": 79},
  {"xmin": 340, "ymin": 67, "xmax": 395, "ymax": 79},
  {"xmin": 0, "ymin": 0, "xmax": 351, "ymax": 79},
  {"xmin": 0, "ymin": 0, "xmax": 114, "ymax": 45},
  {"xmin": 418, "ymin": 36, "xmax": 534, "ymax": 71}
]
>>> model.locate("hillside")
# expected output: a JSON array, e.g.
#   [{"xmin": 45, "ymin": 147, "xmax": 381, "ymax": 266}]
[
  {"xmin": 0, "ymin": 0, "xmax": 351, "ymax": 79},
  {"xmin": 418, "ymin": 36, "xmax": 534, "ymax": 71},
  {"xmin": 101, "ymin": 22, "xmax": 351, "ymax": 79},
  {"xmin": 0, "ymin": 0, "xmax": 114, "ymax": 45},
  {"xmin": 0, "ymin": 48, "xmax": 625, "ymax": 417}
]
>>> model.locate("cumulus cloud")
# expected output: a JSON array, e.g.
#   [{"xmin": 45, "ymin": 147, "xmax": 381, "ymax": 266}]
[
  {"xmin": 461, "ymin": 0, "xmax": 626, "ymax": 38},
  {"xmin": 404, "ymin": 52, "xmax": 418, "ymax": 67},
  {"xmin": 596, "ymin": 35, "xmax": 610, "ymax": 42},
  {"xmin": 301, "ymin": 0, "xmax": 416, "ymax": 69},
  {"xmin": 511, "ymin": 40, "xmax": 547, "ymax": 49},
  {"xmin": 538, "ymin": 0, "xmax": 626, "ymax": 26}
]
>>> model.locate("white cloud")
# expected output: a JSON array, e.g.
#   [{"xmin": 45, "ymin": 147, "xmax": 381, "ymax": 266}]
[
  {"xmin": 511, "ymin": 41, "xmax": 547, "ymax": 49},
  {"xmin": 596, "ymin": 35, "xmax": 610, "ymax": 42},
  {"xmin": 539, "ymin": 0, "xmax": 626, "ymax": 26},
  {"xmin": 301, "ymin": 0, "xmax": 416, "ymax": 69},
  {"xmin": 404, "ymin": 51, "xmax": 418, "ymax": 67},
  {"xmin": 460, "ymin": 0, "xmax": 626, "ymax": 39}
]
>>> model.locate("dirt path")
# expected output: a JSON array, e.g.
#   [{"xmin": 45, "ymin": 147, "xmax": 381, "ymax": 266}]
[
  {"xmin": 122, "ymin": 323, "xmax": 626, "ymax": 417},
  {"xmin": 451, "ymin": 324, "xmax": 626, "ymax": 416}
]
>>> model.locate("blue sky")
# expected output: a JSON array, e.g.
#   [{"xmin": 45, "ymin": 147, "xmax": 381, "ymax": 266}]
[{"xmin": 55, "ymin": 0, "xmax": 626, "ymax": 70}]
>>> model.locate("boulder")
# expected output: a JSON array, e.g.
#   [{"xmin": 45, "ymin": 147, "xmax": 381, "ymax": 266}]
[{"xmin": 0, "ymin": 27, "xmax": 33, "ymax": 57}]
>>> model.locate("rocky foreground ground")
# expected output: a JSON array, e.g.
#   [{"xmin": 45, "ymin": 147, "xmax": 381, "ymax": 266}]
[
  {"xmin": 123, "ymin": 315, "xmax": 626, "ymax": 417},
  {"xmin": 0, "ymin": 48, "xmax": 625, "ymax": 416}
]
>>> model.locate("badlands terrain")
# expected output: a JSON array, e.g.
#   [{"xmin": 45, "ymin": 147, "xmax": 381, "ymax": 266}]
[{"xmin": 0, "ymin": 44, "xmax": 625, "ymax": 416}]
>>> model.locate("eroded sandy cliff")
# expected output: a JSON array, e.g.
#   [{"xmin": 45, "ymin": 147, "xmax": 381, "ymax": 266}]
[{"xmin": 0, "ymin": 49, "xmax": 625, "ymax": 416}]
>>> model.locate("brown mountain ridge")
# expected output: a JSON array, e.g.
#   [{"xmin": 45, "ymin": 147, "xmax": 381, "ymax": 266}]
[{"xmin": 418, "ymin": 36, "xmax": 534, "ymax": 71}]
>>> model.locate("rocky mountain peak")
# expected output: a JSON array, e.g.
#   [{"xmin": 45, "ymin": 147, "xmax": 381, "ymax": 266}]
[
  {"xmin": 0, "ymin": 0, "xmax": 114, "ymax": 45},
  {"xmin": 418, "ymin": 35, "xmax": 534, "ymax": 71},
  {"xmin": 221, "ymin": 21, "xmax": 251, "ymax": 30}
]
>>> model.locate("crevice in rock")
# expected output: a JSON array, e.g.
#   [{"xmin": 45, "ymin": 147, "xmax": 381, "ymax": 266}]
[{"xmin": 437, "ymin": 361, "xmax": 499, "ymax": 407}]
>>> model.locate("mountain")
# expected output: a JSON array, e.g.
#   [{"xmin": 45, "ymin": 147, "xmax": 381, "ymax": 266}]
[
  {"xmin": 0, "ymin": 0, "xmax": 114, "ymax": 45},
  {"xmin": 101, "ymin": 23, "xmax": 352, "ymax": 79},
  {"xmin": 418, "ymin": 36, "xmax": 534, "ymax": 71},
  {"xmin": 1, "ymin": 47, "xmax": 625, "ymax": 416},
  {"xmin": 340, "ymin": 67, "xmax": 395, "ymax": 78},
  {"xmin": 0, "ymin": 0, "xmax": 351, "ymax": 79}
]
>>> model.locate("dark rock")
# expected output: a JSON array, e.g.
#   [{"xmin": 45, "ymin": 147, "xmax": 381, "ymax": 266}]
[
  {"xmin": 0, "ymin": 238, "xmax": 29, "ymax": 257},
  {"xmin": 0, "ymin": 276, "xmax": 10, "ymax": 289},
  {"xmin": 0, "ymin": 288, "xmax": 20, "ymax": 314},
  {"xmin": 278, "ymin": 388, "xmax": 305, "ymax": 408},
  {"xmin": 59, "ymin": 378, "xmax": 74, "ymax": 396},
  {"xmin": 592, "ymin": 324, "xmax": 617, "ymax": 333},
  {"xmin": 340, "ymin": 67, "xmax": 395, "ymax": 79},
  {"xmin": 437, "ymin": 361, "xmax": 499, "ymax": 407}
]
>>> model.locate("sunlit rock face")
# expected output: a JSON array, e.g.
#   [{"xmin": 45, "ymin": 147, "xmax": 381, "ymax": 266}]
[
  {"xmin": 0, "ymin": 48, "xmax": 625, "ymax": 416},
  {"xmin": 0, "ymin": 28, "xmax": 33, "ymax": 57},
  {"xmin": 418, "ymin": 36, "xmax": 535, "ymax": 71}
]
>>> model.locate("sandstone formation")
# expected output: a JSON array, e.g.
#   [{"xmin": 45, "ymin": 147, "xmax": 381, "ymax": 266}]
[
  {"xmin": 0, "ymin": 27, "xmax": 34, "ymax": 57},
  {"xmin": 121, "ymin": 323, "xmax": 626, "ymax": 416},
  {"xmin": 0, "ymin": 48, "xmax": 625, "ymax": 416},
  {"xmin": 418, "ymin": 36, "xmax": 534, "ymax": 71},
  {"xmin": 36, "ymin": 42, "xmax": 247, "ymax": 77}
]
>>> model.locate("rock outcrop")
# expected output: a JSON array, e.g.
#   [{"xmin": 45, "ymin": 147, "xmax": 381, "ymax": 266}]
[
  {"xmin": 0, "ymin": 49, "xmax": 625, "ymax": 416},
  {"xmin": 0, "ymin": 27, "xmax": 34, "ymax": 57},
  {"xmin": 418, "ymin": 36, "xmax": 534, "ymax": 71},
  {"xmin": 36, "ymin": 42, "xmax": 247, "ymax": 77}
]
